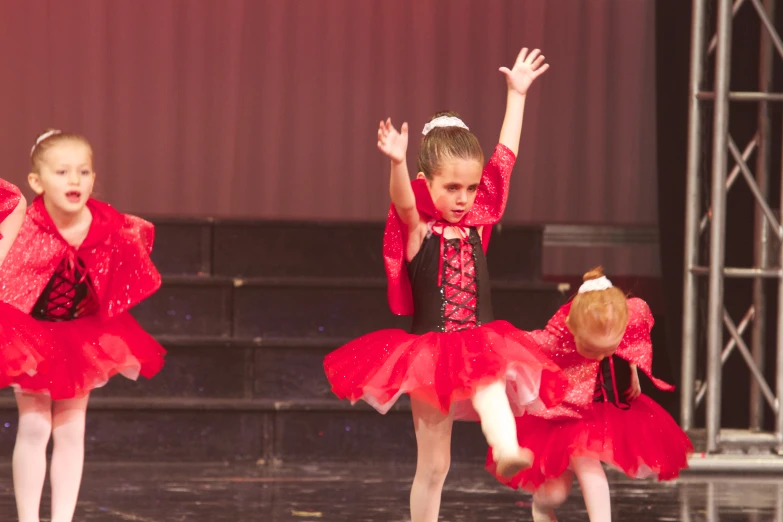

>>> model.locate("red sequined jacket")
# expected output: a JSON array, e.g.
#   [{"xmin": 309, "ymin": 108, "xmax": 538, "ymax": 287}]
[
  {"xmin": 0, "ymin": 179, "xmax": 22, "ymax": 238},
  {"xmin": 0, "ymin": 196, "xmax": 160, "ymax": 320},
  {"xmin": 529, "ymin": 297, "xmax": 673, "ymax": 419},
  {"xmin": 383, "ymin": 143, "xmax": 515, "ymax": 316}
]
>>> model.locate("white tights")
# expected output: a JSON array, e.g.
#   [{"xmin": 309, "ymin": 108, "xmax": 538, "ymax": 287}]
[{"xmin": 13, "ymin": 392, "xmax": 89, "ymax": 522}]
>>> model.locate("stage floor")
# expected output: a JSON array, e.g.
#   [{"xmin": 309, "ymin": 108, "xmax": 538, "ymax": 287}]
[{"xmin": 0, "ymin": 461, "xmax": 778, "ymax": 521}]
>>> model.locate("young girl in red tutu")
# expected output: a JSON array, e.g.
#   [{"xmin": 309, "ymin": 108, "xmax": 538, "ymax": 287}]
[
  {"xmin": 0, "ymin": 130, "xmax": 166, "ymax": 522},
  {"xmin": 323, "ymin": 48, "xmax": 567, "ymax": 522},
  {"xmin": 487, "ymin": 267, "xmax": 693, "ymax": 521}
]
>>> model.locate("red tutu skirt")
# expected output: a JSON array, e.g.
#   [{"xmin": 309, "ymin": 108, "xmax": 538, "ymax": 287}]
[
  {"xmin": 0, "ymin": 303, "xmax": 47, "ymax": 387},
  {"xmin": 488, "ymin": 394, "xmax": 693, "ymax": 491},
  {"xmin": 11, "ymin": 312, "xmax": 166, "ymax": 400},
  {"xmin": 323, "ymin": 320, "xmax": 566, "ymax": 418}
]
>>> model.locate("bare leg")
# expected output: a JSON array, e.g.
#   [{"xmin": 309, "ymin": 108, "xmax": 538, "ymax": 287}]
[
  {"xmin": 50, "ymin": 395, "xmax": 89, "ymax": 522},
  {"xmin": 571, "ymin": 456, "xmax": 612, "ymax": 522},
  {"xmin": 531, "ymin": 471, "xmax": 574, "ymax": 522},
  {"xmin": 410, "ymin": 398, "xmax": 454, "ymax": 522},
  {"xmin": 13, "ymin": 392, "xmax": 53, "ymax": 522},
  {"xmin": 471, "ymin": 380, "xmax": 532, "ymax": 477}
]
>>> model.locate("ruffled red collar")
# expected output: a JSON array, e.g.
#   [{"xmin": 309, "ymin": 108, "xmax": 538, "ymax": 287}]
[{"xmin": 30, "ymin": 196, "xmax": 123, "ymax": 249}]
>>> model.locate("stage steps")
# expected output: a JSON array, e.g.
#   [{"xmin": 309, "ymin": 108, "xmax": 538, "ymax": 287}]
[{"xmin": 0, "ymin": 219, "xmax": 566, "ymax": 463}]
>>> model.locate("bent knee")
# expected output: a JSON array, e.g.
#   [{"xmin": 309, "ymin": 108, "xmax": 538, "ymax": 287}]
[{"xmin": 534, "ymin": 475, "xmax": 572, "ymax": 509}]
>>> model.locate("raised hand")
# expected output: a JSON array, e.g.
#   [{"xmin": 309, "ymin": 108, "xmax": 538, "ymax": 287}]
[
  {"xmin": 377, "ymin": 118, "xmax": 408, "ymax": 164},
  {"xmin": 499, "ymin": 47, "xmax": 550, "ymax": 96}
]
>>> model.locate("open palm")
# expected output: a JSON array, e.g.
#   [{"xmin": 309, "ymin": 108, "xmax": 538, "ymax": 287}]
[
  {"xmin": 499, "ymin": 48, "xmax": 550, "ymax": 96},
  {"xmin": 377, "ymin": 118, "xmax": 408, "ymax": 164}
]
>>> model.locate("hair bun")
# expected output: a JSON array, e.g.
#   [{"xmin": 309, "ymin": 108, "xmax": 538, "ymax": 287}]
[{"xmin": 583, "ymin": 266, "xmax": 605, "ymax": 282}]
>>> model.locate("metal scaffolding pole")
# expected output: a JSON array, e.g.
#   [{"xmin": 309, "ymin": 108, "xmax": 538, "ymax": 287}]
[
  {"xmin": 682, "ymin": 0, "xmax": 783, "ymax": 465},
  {"xmin": 704, "ymin": 0, "xmax": 733, "ymax": 452},
  {"xmin": 751, "ymin": 0, "xmax": 774, "ymax": 432},
  {"xmin": 682, "ymin": 0, "xmax": 708, "ymax": 433},
  {"xmin": 777, "ymin": 90, "xmax": 783, "ymax": 454}
]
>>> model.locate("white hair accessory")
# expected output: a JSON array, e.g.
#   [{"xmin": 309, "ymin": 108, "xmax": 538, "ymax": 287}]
[
  {"xmin": 578, "ymin": 276, "xmax": 613, "ymax": 294},
  {"xmin": 30, "ymin": 129, "xmax": 62, "ymax": 156},
  {"xmin": 422, "ymin": 116, "xmax": 469, "ymax": 136}
]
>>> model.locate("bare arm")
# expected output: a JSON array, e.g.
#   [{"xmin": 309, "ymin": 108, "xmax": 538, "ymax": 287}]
[
  {"xmin": 498, "ymin": 48, "xmax": 549, "ymax": 156},
  {"xmin": 379, "ymin": 118, "xmax": 419, "ymax": 228},
  {"xmin": 0, "ymin": 194, "xmax": 26, "ymax": 266},
  {"xmin": 389, "ymin": 159, "xmax": 417, "ymax": 227},
  {"xmin": 498, "ymin": 92, "xmax": 527, "ymax": 156},
  {"xmin": 625, "ymin": 364, "xmax": 641, "ymax": 401}
]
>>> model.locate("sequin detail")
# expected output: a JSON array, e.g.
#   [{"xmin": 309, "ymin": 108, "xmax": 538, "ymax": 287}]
[
  {"xmin": 323, "ymin": 319, "xmax": 566, "ymax": 417},
  {"xmin": 487, "ymin": 298, "xmax": 693, "ymax": 490},
  {"xmin": 324, "ymin": 141, "xmax": 568, "ymax": 420},
  {"xmin": 12, "ymin": 312, "xmax": 166, "ymax": 400},
  {"xmin": 489, "ymin": 394, "xmax": 694, "ymax": 490},
  {"xmin": 527, "ymin": 298, "xmax": 673, "ymax": 420},
  {"xmin": 383, "ymin": 143, "xmax": 515, "ymax": 316},
  {"xmin": 31, "ymin": 252, "xmax": 98, "ymax": 321},
  {"xmin": 442, "ymin": 237, "xmax": 477, "ymax": 332},
  {"xmin": 0, "ymin": 196, "xmax": 161, "ymax": 319},
  {"xmin": 0, "ymin": 179, "xmax": 22, "ymax": 239},
  {"xmin": 0, "ymin": 196, "xmax": 166, "ymax": 399},
  {"xmin": 0, "ymin": 182, "xmax": 44, "ymax": 383}
]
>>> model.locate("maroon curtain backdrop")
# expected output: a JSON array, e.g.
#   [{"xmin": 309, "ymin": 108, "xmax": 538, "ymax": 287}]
[{"xmin": 0, "ymin": 0, "xmax": 657, "ymax": 239}]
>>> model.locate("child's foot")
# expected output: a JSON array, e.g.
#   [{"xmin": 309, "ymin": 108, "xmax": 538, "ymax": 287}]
[
  {"xmin": 532, "ymin": 503, "xmax": 558, "ymax": 522},
  {"xmin": 495, "ymin": 447, "xmax": 533, "ymax": 478}
]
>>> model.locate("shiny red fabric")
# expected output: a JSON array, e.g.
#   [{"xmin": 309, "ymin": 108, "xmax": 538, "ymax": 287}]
[
  {"xmin": 0, "ymin": 196, "xmax": 160, "ymax": 320},
  {"xmin": 0, "ymin": 182, "xmax": 42, "ymax": 384},
  {"xmin": 442, "ymin": 237, "xmax": 478, "ymax": 332},
  {"xmin": 383, "ymin": 144, "xmax": 514, "ymax": 316},
  {"xmin": 35, "ymin": 253, "xmax": 99, "ymax": 320},
  {"xmin": 0, "ymin": 197, "xmax": 165, "ymax": 398},
  {"xmin": 488, "ymin": 395, "xmax": 693, "ymax": 490},
  {"xmin": 325, "ymin": 143, "xmax": 568, "ymax": 416},
  {"xmin": 0, "ymin": 302, "xmax": 46, "ymax": 387},
  {"xmin": 0, "ymin": 179, "xmax": 22, "ymax": 240},
  {"xmin": 12, "ymin": 312, "xmax": 165, "ymax": 400},
  {"xmin": 524, "ymin": 298, "xmax": 672, "ymax": 420},
  {"xmin": 323, "ymin": 320, "xmax": 567, "ymax": 418},
  {"xmin": 486, "ymin": 298, "xmax": 693, "ymax": 489}
]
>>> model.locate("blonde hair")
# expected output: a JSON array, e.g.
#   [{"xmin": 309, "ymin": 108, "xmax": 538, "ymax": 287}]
[
  {"xmin": 417, "ymin": 111, "xmax": 484, "ymax": 180},
  {"xmin": 568, "ymin": 266, "xmax": 629, "ymax": 343},
  {"xmin": 30, "ymin": 129, "xmax": 93, "ymax": 173}
]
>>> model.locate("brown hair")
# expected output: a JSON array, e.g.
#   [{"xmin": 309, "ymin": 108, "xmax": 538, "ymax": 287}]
[
  {"xmin": 568, "ymin": 266, "xmax": 629, "ymax": 343},
  {"xmin": 30, "ymin": 129, "xmax": 93, "ymax": 174},
  {"xmin": 417, "ymin": 111, "xmax": 484, "ymax": 180}
]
